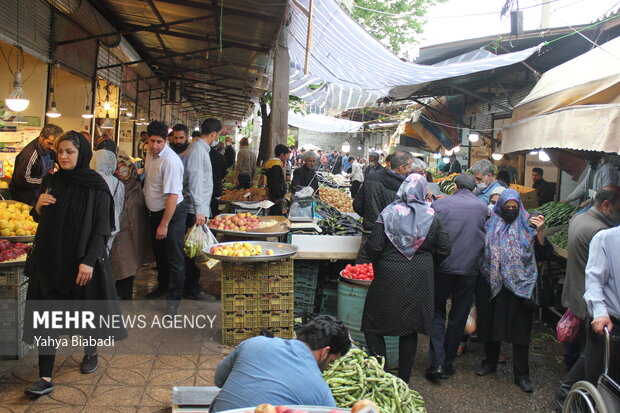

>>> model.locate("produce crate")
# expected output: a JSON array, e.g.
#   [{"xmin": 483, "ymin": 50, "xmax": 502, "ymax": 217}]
[
  {"xmin": 0, "ymin": 281, "xmax": 27, "ymax": 300},
  {"xmin": 260, "ymin": 311, "xmax": 293, "ymax": 328},
  {"xmin": 222, "ymin": 295, "xmax": 258, "ymax": 313},
  {"xmin": 222, "ymin": 276, "xmax": 259, "ymax": 296},
  {"xmin": 294, "ymin": 260, "xmax": 319, "ymax": 316},
  {"xmin": 0, "ymin": 282, "xmax": 28, "ymax": 360},
  {"xmin": 258, "ymin": 294, "xmax": 294, "ymax": 312},
  {"xmin": 259, "ymin": 275, "xmax": 294, "ymax": 294},
  {"xmin": 222, "ymin": 328, "xmax": 256, "ymax": 346},
  {"xmin": 0, "ymin": 266, "xmax": 26, "ymax": 287},
  {"xmin": 261, "ymin": 259, "xmax": 294, "ymax": 277},
  {"xmin": 320, "ymin": 284, "xmax": 338, "ymax": 317},
  {"xmin": 222, "ymin": 312, "xmax": 258, "ymax": 329},
  {"xmin": 263, "ymin": 326, "xmax": 294, "ymax": 340}
]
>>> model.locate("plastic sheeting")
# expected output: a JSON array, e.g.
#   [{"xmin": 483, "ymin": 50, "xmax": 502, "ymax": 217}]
[
  {"xmin": 288, "ymin": 0, "xmax": 542, "ymax": 111},
  {"xmin": 288, "ymin": 110, "xmax": 363, "ymax": 133}
]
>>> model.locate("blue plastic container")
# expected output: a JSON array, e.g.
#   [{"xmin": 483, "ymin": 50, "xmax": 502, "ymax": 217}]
[{"xmin": 337, "ymin": 281, "xmax": 399, "ymax": 369}]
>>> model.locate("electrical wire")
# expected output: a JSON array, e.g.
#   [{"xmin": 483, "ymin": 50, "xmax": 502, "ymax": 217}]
[{"xmin": 352, "ymin": 0, "xmax": 570, "ymax": 19}]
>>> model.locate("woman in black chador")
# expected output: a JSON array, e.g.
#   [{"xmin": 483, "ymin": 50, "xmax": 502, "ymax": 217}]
[{"xmin": 24, "ymin": 131, "xmax": 126, "ymax": 396}]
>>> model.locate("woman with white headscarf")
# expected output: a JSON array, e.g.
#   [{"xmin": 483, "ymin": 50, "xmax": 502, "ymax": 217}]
[{"xmin": 92, "ymin": 149, "xmax": 124, "ymax": 250}]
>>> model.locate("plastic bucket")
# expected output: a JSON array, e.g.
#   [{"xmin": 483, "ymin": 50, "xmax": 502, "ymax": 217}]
[{"xmin": 337, "ymin": 280, "xmax": 399, "ymax": 369}]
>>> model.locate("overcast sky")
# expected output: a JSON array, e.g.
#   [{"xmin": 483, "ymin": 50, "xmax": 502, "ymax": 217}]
[{"xmin": 417, "ymin": 0, "xmax": 619, "ymax": 48}]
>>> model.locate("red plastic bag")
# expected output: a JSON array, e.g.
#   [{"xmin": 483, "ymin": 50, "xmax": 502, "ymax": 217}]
[{"xmin": 556, "ymin": 309, "xmax": 583, "ymax": 343}]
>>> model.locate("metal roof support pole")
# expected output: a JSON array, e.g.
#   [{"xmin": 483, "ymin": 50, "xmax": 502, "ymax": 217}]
[
  {"xmin": 133, "ymin": 76, "xmax": 141, "ymax": 157},
  {"xmin": 304, "ymin": 0, "xmax": 314, "ymax": 75},
  {"xmin": 268, "ymin": 26, "xmax": 290, "ymax": 159}
]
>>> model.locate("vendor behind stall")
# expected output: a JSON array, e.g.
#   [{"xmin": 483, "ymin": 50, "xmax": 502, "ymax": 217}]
[
  {"xmin": 292, "ymin": 151, "xmax": 319, "ymax": 195},
  {"xmin": 264, "ymin": 144, "xmax": 291, "ymax": 215},
  {"xmin": 10, "ymin": 124, "xmax": 63, "ymax": 205},
  {"xmin": 211, "ymin": 315, "xmax": 351, "ymax": 412},
  {"xmin": 563, "ymin": 156, "xmax": 618, "ymax": 208}
]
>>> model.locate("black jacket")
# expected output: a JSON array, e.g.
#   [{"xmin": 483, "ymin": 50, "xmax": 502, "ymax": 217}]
[
  {"xmin": 10, "ymin": 139, "xmax": 54, "ymax": 205},
  {"xmin": 224, "ymin": 145, "xmax": 236, "ymax": 170},
  {"xmin": 209, "ymin": 149, "xmax": 228, "ymax": 198},
  {"xmin": 292, "ymin": 165, "xmax": 319, "ymax": 194},
  {"xmin": 364, "ymin": 163, "xmax": 384, "ymax": 179},
  {"xmin": 353, "ymin": 168, "xmax": 405, "ymax": 231},
  {"xmin": 266, "ymin": 162, "xmax": 287, "ymax": 201}
]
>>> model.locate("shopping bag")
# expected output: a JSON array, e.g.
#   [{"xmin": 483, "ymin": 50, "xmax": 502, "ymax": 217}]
[
  {"xmin": 556, "ymin": 309, "xmax": 582, "ymax": 343},
  {"xmin": 184, "ymin": 224, "xmax": 217, "ymax": 260},
  {"xmin": 464, "ymin": 306, "xmax": 477, "ymax": 335}
]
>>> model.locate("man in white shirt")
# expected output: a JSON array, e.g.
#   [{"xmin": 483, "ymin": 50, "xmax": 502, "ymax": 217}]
[
  {"xmin": 143, "ymin": 121, "xmax": 187, "ymax": 315},
  {"xmin": 182, "ymin": 118, "xmax": 220, "ymax": 301},
  {"xmin": 582, "ymin": 226, "xmax": 620, "ymax": 383}
]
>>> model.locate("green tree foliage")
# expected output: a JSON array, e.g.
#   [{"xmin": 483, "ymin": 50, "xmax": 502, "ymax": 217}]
[{"xmin": 341, "ymin": 0, "xmax": 446, "ymax": 57}]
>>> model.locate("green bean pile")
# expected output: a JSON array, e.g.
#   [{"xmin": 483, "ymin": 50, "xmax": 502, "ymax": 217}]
[
  {"xmin": 548, "ymin": 228, "xmax": 569, "ymax": 249},
  {"xmin": 323, "ymin": 349, "xmax": 426, "ymax": 413}
]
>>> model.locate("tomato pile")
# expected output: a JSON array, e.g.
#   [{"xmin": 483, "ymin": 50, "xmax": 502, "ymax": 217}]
[{"xmin": 342, "ymin": 263, "xmax": 374, "ymax": 281}]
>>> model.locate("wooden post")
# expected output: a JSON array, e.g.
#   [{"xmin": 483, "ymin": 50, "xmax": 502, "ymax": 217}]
[
  {"xmin": 269, "ymin": 30, "xmax": 290, "ymax": 158},
  {"xmin": 304, "ymin": 0, "xmax": 314, "ymax": 75}
]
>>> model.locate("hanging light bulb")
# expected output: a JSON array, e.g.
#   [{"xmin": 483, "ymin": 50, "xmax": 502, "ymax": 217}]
[
  {"xmin": 445, "ymin": 149, "xmax": 453, "ymax": 156},
  {"xmin": 12, "ymin": 113, "xmax": 27, "ymax": 124},
  {"xmin": 357, "ymin": 146, "xmax": 362, "ymax": 151},
  {"xmin": 468, "ymin": 132, "xmax": 479, "ymax": 143},
  {"xmin": 442, "ymin": 157, "xmax": 450, "ymax": 164},
  {"xmin": 529, "ymin": 150, "xmax": 539, "ymax": 155},
  {"xmin": 103, "ymin": 91, "xmax": 111, "ymax": 111},
  {"xmin": 341, "ymin": 141, "xmax": 351, "ymax": 153},
  {"xmin": 5, "ymin": 71, "xmax": 30, "ymax": 112},
  {"xmin": 46, "ymin": 102, "xmax": 61, "ymax": 118},
  {"xmin": 539, "ymin": 150, "xmax": 550, "ymax": 162},
  {"xmin": 82, "ymin": 105, "xmax": 94, "ymax": 119},
  {"xmin": 491, "ymin": 153, "xmax": 504, "ymax": 161},
  {"xmin": 126, "ymin": 111, "xmax": 133, "ymax": 117},
  {"xmin": 433, "ymin": 152, "xmax": 441, "ymax": 159},
  {"xmin": 453, "ymin": 145, "xmax": 461, "ymax": 153},
  {"xmin": 101, "ymin": 113, "xmax": 114, "ymax": 129}
]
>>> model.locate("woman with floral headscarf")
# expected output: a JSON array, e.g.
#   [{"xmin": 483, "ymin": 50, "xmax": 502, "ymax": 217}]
[
  {"xmin": 361, "ymin": 174, "xmax": 451, "ymax": 383},
  {"xmin": 475, "ymin": 189, "xmax": 552, "ymax": 393}
]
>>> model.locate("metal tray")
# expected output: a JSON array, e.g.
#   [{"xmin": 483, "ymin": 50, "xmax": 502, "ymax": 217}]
[
  {"xmin": 0, "ymin": 257, "xmax": 27, "ymax": 268},
  {"xmin": 203, "ymin": 241, "xmax": 298, "ymax": 262},
  {"xmin": 209, "ymin": 215, "xmax": 290, "ymax": 237},
  {"xmin": 0, "ymin": 200, "xmax": 35, "ymax": 242},
  {"xmin": 339, "ymin": 271, "xmax": 372, "ymax": 287}
]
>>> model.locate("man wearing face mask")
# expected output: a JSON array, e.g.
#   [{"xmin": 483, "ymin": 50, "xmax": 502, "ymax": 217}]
[
  {"xmin": 354, "ymin": 150, "xmax": 413, "ymax": 263},
  {"xmin": 562, "ymin": 156, "xmax": 618, "ymax": 208},
  {"xmin": 170, "ymin": 124, "xmax": 190, "ymax": 158},
  {"xmin": 554, "ymin": 185, "xmax": 620, "ymax": 408},
  {"xmin": 472, "ymin": 159, "xmax": 503, "ymax": 205},
  {"xmin": 181, "ymin": 118, "xmax": 221, "ymax": 302},
  {"xmin": 364, "ymin": 152, "xmax": 383, "ymax": 179}
]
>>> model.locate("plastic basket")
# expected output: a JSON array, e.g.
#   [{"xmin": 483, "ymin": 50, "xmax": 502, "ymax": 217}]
[
  {"xmin": 222, "ymin": 295, "xmax": 258, "ymax": 313},
  {"xmin": 222, "ymin": 312, "xmax": 258, "ymax": 329},
  {"xmin": 222, "ymin": 277, "xmax": 259, "ymax": 296},
  {"xmin": 320, "ymin": 286, "xmax": 338, "ymax": 317},
  {"xmin": 294, "ymin": 260, "xmax": 319, "ymax": 316},
  {"xmin": 258, "ymin": 294, "xmax": 294, "ymax": 312},
  {"xmin": 222, "ymin": 328, "xmax": 257, "ymax": 346},
  {"xmin": 260, "ymin": 311, "xmax": 294, "ymax": 328},
  {"xmin": 262, "ymin": 259, "xmax": 294, "ymax": 277},
  {"xmin": 0, "ymin": 281, "xmax": 27, "ymax": 301},
  {"xmin": 259, "ymin": 275, "xmax": 294, "ymax": 294},
  {"xmin": 0, "ymin": 266, "xmax": 26, "ymax": 287},
  {"xmin": 263, "ymin": 326, "xmax": 294, "ymax": 340}
]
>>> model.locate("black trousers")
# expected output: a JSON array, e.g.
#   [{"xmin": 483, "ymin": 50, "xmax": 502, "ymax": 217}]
[
  {"xmin": 115, "ymin": 276, "xmax": 134, "ymax": 300},
  {"xmin": 429, "ymin": 273, "xmax": 477, "ymax": 369},
  {"xmin": 366, "ymin": 333, "xmax": 418, "ymax": 384},
  {"xmin": 39, "ymin": 343, "xmax": 96, "ymax": 378},
  {"xmin": 184, "ymin": 213, "xmax": 204, "ymax": 296},
  {"xmin": 355, "ymin": 232, "xmax": 372, "ymax": 264},
  {"xmin": 149, "ymin": 201, "xmax": 187, "ymax": 303},
  {"xmin": 269, "ymin": 199, "xmax": 284, "ymax": 216},
  {"xmin": 238, "ymin": 174, "xmax": 251, "ymax": 189},
  {"xmin": 485, "ymin": 341, "xmax": 530, "ymax": 380},
  {"xmin": 351, "ymin": 181, "xmax": 362, "ymax": 198},
  {"xmin": 210, "ymin": 198, "xmax": 220, "ymax": 218}
]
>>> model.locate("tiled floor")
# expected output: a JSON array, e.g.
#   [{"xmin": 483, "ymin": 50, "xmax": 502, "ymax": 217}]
[{"xmin": 0, "ymin": 265, "xmax": 228, "ymax": 412}]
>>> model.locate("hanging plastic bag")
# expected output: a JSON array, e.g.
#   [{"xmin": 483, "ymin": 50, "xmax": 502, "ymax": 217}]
[
  {"xmin": 184, "ymin": 224, "xmax": 217, "ymax": 261},
  {"xmin": 464, "ymin": 306, "xmax": 477, "ymax": 335},
  {"xmin": 557, "ymin": 309, "xmax": 583, "ymax": 343}
]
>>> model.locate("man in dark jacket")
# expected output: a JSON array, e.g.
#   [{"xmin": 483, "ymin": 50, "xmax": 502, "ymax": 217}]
[
  {"xmin": 224, "ymin": 136, "xmax": 236, "ymax": 170},
  {"xmin": 532, "ymin": 167, "xmax": 555, "ymax": 206},
  {"xmin": 363, "ymin": 152, "xmax": 384, "ymax": 179},
  {"xmin": 265, "ymin": 144, "xmax": 291, "ymax": 216},
  {"xmin": 209, "ymin": 142, "xmax": 228, "ymax": 218},
  {"xmin": 292, "ymin": 151, "xmax": 319, "ymax": 195},
  {"xmin": 353, "ymin": 149, "xmax": 413, "ymax": 263},
  {"xmin": 10, "ymin": 124, "xmax": 63, "ymax": 205},
  {"xmin": 426, "ymin": 174, "xmax": 487, "ymax": 381}
]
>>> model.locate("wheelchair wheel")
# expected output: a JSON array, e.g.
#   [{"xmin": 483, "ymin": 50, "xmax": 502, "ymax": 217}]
[{"xmin": 562, "ymin": 381, "xmax": 608, "ymax": 413}]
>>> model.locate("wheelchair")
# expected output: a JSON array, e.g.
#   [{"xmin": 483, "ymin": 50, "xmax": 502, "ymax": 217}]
[{"xmin": 562, "ymin": 327, "xmax": 620, "ymax": 413}]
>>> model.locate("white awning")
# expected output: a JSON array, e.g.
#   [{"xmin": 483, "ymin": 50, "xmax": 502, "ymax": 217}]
[
  {"xmin": 288, "ymin": 0, "xmax": 541, "ymax": 111},
  {"xmin": 288, "ymin": 110, "xmax": 363, "ymax": 133},
  {"xmin": 501, "ymin": 104, "xmax": 620, "ymax": 154},
  {"xmin": 502, "ymin": 37, "xmax": 620, "ymax": 154}
]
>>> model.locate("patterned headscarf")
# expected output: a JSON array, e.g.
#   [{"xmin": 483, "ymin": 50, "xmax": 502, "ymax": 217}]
[
  {"xmin": 377, "ymin": 173, "xmax": 435, "ymax": 260},
  {"xmin": 482, "ymin": 188, "xmax": 538, "ymax": 299}
]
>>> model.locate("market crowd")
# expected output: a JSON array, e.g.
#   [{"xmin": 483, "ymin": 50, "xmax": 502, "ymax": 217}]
[{"xmin": 12, "ymin": 122, "xmax": 620, "ymax": 413}]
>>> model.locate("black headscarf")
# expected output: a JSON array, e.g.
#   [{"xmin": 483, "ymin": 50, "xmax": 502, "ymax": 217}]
[{"xmin": 32, "ymin": 132, "xmax": 114, "ymax": 296}]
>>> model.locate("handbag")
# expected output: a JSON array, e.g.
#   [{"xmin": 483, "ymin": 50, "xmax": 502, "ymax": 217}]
[{"xmin": 557, "ymin": 309, "xmax": 583, "ymax": 343}]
